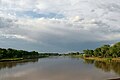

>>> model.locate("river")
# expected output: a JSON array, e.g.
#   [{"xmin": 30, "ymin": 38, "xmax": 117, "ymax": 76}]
[{"xmin": 0, "ymin": 56, "xmax": 120, "ymax": 80}]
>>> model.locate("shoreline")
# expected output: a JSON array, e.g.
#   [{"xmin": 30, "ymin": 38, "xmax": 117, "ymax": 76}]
[
  {"xmin": 0, "ymin": 58, "xmax": 24, "ymax": 62},
  {"xmin": 71, "ymin": 55, "xmax": 120, "ymax": 62},
  {"xmin": 0, "ymin": 57, "xmax": 43, "ymax": 62},
  {"xmin": 83, "ymin": 57, "xmax": 120, "ymax": 62},
  {"xmin": 0, "ymin": 56, "xmax": 50, "ymax": 62}
]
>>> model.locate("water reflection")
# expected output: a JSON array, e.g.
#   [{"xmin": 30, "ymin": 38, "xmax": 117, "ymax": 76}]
[
  {"xmin": 0, "ymin": 59, "xmax": 38, "ymax": 70},
  {"xmin": 0, "ymin": 57, "xmax": 119, "ymax": 80},
  {"xmin": 84, "ymin": 59, "xmax": 120, "ymax": 75}
]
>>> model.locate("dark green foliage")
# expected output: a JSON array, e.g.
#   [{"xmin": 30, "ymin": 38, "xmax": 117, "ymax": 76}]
[
  {"xmin": 39, "ymin": 53, "xmax": 60, "ymax": 56},
  {"xmin": 0, "ymin": 48, "xmax": 61, "ymax": 60},
  {"xmin": 68, "ymin": 52, "xmax": 81, "ymax": 55},
  {"xmin": 83, "ymin": 42, "xmax": 120, "ymax": 58},
  {"xmin": 0, "ymin": 48, "xmax": 39, "ymax": 59},
  {"xmin": 83, "ymin": 49, "xmax": 94, "ymax": 57}
]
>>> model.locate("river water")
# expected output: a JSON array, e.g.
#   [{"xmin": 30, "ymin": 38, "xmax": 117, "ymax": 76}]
[{"xmin": 0, "ymin": 56, "xmax": 120, "ymax": 80}]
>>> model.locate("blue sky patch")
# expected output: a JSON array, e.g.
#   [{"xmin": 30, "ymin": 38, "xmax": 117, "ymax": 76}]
[{"xmin": 16, "ymin": 11, "xmax": 65, "ymax": 19}]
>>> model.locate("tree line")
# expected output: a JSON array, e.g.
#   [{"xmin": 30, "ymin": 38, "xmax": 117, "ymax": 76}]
[
  {"xmin": 83, "ymin": 42, "xmax": 120, "ymax": 58},
  {"xmin": 0, "ymin": 48, "xmax": 61, "ymax": 59},
  {"xmin": 0, "ymin": 48, "xmax": 40, "ymax": 59}
]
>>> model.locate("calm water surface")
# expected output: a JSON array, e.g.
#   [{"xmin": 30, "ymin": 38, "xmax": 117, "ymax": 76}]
[{"xmin": 0, "ymin": 57, "xmax": 120, "ymax": 80}]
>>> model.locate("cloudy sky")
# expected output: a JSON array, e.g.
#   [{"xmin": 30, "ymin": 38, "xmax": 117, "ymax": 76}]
[{"xmin": 0, "ymin": 0, "xmax": 120, "ymax": 53}]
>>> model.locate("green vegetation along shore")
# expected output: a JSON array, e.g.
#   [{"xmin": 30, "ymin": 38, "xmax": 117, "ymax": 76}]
[
  {"xmin": 0, "ymin": 48, "xmax": 60, "ymax": 62},
  {"xmin": 83, "ymin": 57, "xmax": 120, "ymax": 62},
  {"xmin": 69, "ymin": 42, "xmax": 120, "ymax": 62}
]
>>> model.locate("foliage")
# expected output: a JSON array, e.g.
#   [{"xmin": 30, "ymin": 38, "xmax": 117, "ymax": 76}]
[
  {"xmin": 83, "ymin": 42, "xmax": 120, "ymax": 58},
  {"xmin": 0, "ymin": 48, "xmax": 41, "ymax": 59}
]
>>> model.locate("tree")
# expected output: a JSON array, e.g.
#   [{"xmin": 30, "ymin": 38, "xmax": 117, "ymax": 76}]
[
  {"xmin": 83, "ymin": 49, "xmax": 94, "ymax": 57},
  {"xmin": 100, "ymin": 45, "xmax": 110, "ymax": 57},
  {"xmin": 94, "ymin": 48, "xmax": 101, "ymax": 57},
  {"xmin": 83, "ymin": 42, "xmax": 120, "ymax": 58}
]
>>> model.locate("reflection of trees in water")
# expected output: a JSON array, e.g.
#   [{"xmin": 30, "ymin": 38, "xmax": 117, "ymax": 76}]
[
  {"xmin": 0, "ymin": 59, "xmax": 38, "ymax": 70},
  {"xmin": 111, "ymin": 62, "xmax": 120, "ymax": 75},
  {"xmin": 84, "ymin": 59, "xmax": 94, "ymax": 64},
  {"xmin": 84, "ymin": 59, "xmax": 120, "ymax": 75},
  {"xmin": 94, "ymin": 61, "xmax": 111, "ymax": 72}
]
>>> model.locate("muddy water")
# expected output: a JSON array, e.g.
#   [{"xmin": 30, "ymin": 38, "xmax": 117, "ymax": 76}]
[{"xmin": 0, "ymin": 57, "xmax": 119, "ymax": 80}]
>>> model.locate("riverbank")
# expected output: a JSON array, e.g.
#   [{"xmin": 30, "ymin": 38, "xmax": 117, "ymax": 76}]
[
  {"xmin": 0, "ymin": 56, "xmax": 49, "ymax": 62},
  {"xmin": 0, "ymin": 58, "xmax": 24, "ymax": 62},
  {"xmin": 84, "ymin": 57, "xmax": 120, "ymax": 62},
  {"xmin": 71, "ymin": 55, "xmax": 120, "ymax": 62},
  {"xmin": 108, "ymin": 78, "xmax": 120, "ymax": 80}
]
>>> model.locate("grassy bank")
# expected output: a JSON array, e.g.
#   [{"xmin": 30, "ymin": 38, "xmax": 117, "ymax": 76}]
[
  {"xmin": 83, "ymin": 57, "xmax": 111, "ymax": 61},
  {"xmin": 70, "ymin": 55, "xmax": 120, "ymax": 62},
  {"xmin": 0, "ymin": 56, "xmax": 49, "ymax": 62},
  {"xmin": 108, "ymin": 78, "xmax": 120, "ymax": 80},
  {"xmin": 83, "ymin": 57, "xmax": 120, "ymax": 62},
  {"xmin": 0, "ymin": 58, "xmax": 24, "ymax": 62}
]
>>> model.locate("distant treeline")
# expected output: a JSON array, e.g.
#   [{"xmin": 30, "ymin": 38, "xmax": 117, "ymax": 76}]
[
  {"xmin": 68, "ymin": 52, "xmax": 81, "ymax": 55},
  {"xmin": 40, "ymin": 53, "xmax": 61, "ymax": 56},
  {"xmin": 0, "ymin": 48, "xmax": 59, "ymax": 59},
  {"xmin": 69, "ymin": 42, "xmax": 120, "ymax": 58}
]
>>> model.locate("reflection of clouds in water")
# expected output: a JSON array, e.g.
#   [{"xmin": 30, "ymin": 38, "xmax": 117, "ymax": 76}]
[
  {"xmin": 0, "ymin": 57, "xmax": 119, "ymax": 80},
  {"xmin": 1, "ymin": 68, "xmax": 35, "ymax": 79}
]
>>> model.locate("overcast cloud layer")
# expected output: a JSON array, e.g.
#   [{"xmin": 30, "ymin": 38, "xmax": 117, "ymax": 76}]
[{"xmin": 0, "ymin": 0, "xmax": 120, "ymax": 52}]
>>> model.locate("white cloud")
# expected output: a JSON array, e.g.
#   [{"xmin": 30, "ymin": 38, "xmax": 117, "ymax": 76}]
[{"xmin": 1, "ymin": 34, "xmax": 36, "ymax": 42}]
